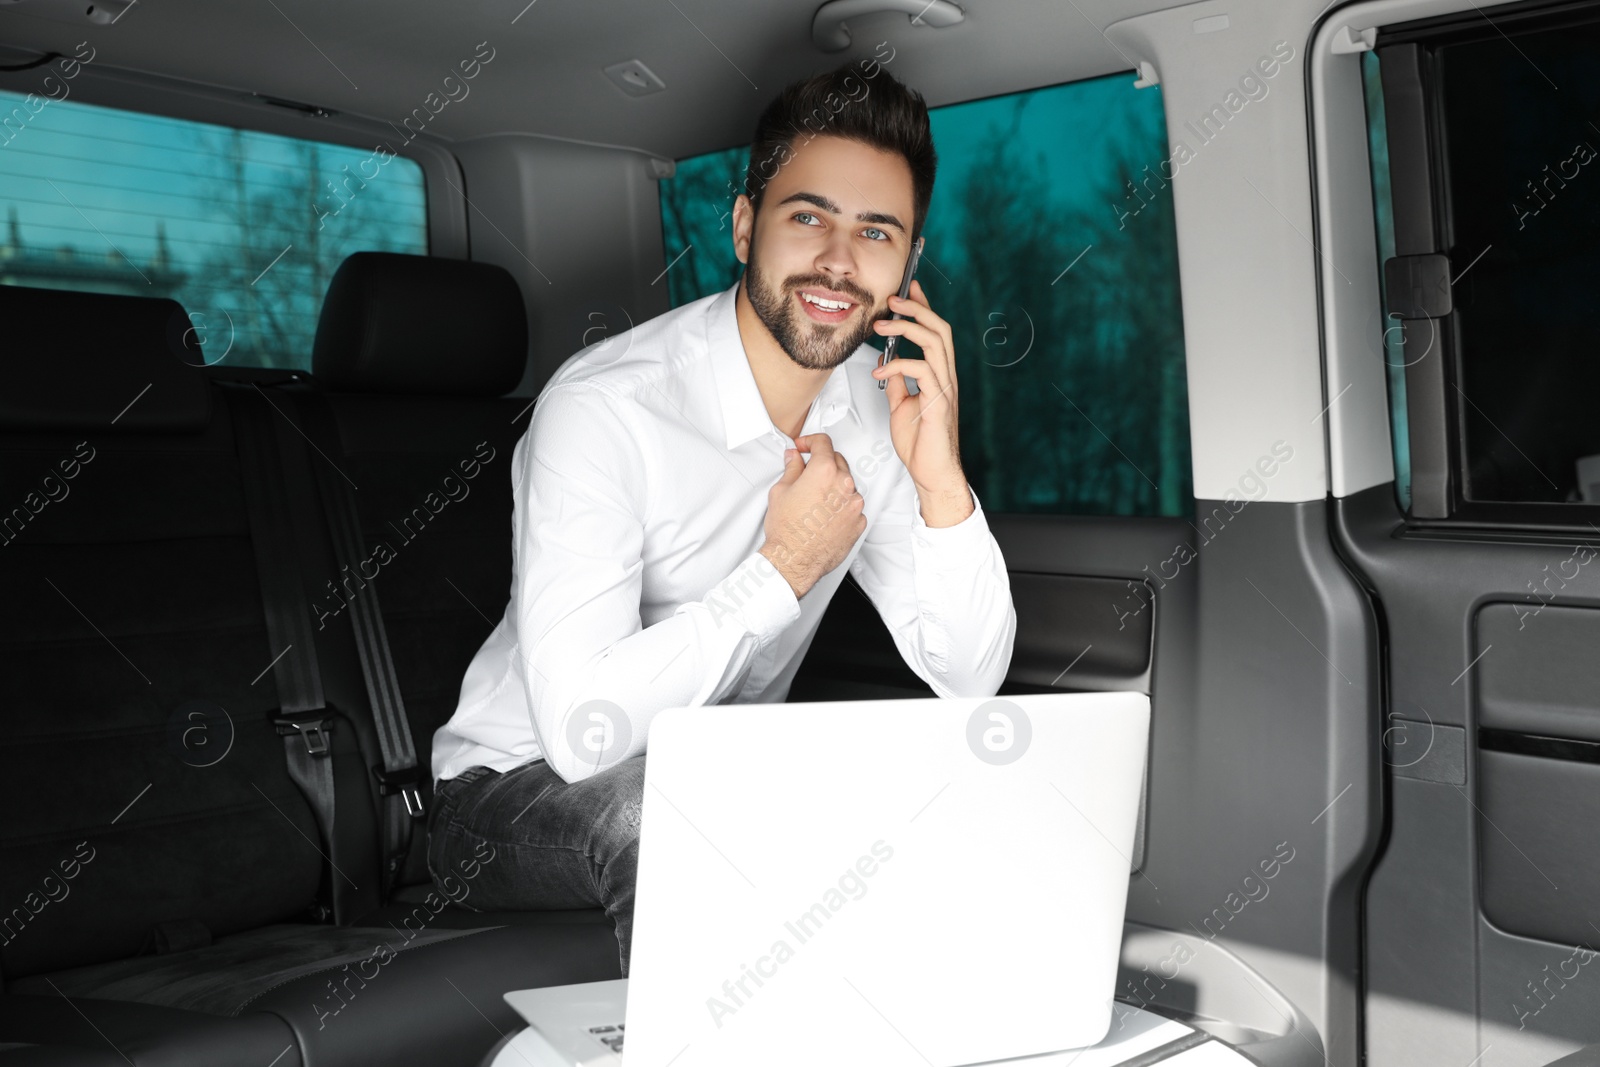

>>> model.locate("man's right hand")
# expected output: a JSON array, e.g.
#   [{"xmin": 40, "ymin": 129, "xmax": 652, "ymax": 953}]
[{"xmin": 759, "ymin": 433, "xmax": 867, "ymax": 599}]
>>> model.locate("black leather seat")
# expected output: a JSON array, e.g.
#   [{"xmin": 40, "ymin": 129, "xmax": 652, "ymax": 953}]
[
  {"xmin": 0, "ymin": 278, "xmax": 618, "ymax": 1067},
  {"xmin": 296, "ymin": 251, "xmax": 539, "ymax": 898},
  {"xmin": 289, "ymin": 252, "xmax": 618, "ymax": 933}
]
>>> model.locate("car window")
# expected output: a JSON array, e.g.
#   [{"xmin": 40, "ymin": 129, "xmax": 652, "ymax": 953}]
[
  {"xmin": 1367, "ymin": 15, "xmax": 1600, "ymax": 519},
  {"xmin": 1435, "ymin": 21, "xmax": 1600, "ymax": 507},
  {"xmin": 658, "ymin": 73, "xmax": 1192, "ymax": 519},
  {"xmin": 0, "ymin": 88, "xmax": 428, "ymax": 370}
]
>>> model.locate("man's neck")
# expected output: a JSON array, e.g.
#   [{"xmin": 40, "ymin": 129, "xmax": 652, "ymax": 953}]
[{"xmin": 734, "ymin": 281, "xmax": 831, "ymax": 443}]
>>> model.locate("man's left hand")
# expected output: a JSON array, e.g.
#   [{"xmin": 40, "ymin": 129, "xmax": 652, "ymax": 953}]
[{"xmin": 871, "ymin": 278, "xmax": 973, "ymax": 526}]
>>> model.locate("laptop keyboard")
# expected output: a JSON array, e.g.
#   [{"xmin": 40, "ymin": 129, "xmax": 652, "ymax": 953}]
[{"xmin": 588, "ymin": 1023, "xmax": 625, "ymax": 1054}]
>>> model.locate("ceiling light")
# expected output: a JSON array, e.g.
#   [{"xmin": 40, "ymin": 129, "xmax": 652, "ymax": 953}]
[{"xmin": 603, "ymin": 59, "xmax": 666, "ymax": 98}]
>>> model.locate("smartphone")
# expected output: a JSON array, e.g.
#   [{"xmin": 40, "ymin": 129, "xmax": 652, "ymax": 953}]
[{"xmin": 877, "ymin": 235, "xmax": 925, "ymax": 390}]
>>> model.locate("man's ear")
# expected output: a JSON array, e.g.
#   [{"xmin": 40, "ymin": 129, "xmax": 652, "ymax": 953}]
[{"xmin": 732, "ymin": 194, "xmax": 755, "ymax": 265}]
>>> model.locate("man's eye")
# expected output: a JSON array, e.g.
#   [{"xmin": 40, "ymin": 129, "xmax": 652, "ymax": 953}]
[
  {"xmin": 864, "ymin": 227, "xmax": 889, "ymax": 241},
  {"xmin": 794, "ymin": 211, "xmax": 819, "ymax": 226}
]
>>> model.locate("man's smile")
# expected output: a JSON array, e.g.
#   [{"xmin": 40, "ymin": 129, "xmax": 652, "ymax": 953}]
[{"xmin": 794, "ymin": 286, "xmax": 866, "ymax": 325}]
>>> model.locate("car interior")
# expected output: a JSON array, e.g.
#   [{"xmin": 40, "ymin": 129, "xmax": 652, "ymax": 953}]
[{"xmin": 1, "ymin": 0, "xmax": 1598, "ymax": 1065}]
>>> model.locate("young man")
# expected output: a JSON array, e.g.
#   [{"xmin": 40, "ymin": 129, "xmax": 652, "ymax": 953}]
[{"xmin": 426, "ymin": 59, "xmax": 1016, "ymax": 977}]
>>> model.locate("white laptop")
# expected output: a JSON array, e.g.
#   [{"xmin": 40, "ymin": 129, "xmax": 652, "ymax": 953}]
[{"xmin": 505, "ymin": 690, "xmax": 1151, "ymax": 1067}]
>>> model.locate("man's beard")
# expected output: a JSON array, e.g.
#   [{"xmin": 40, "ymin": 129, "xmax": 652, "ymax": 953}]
[{"xmin": 743, "ymin": 243, "xmax": 882, "ymax": 372}]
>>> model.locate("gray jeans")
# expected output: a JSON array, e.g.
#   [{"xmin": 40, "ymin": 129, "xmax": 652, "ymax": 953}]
[{"xmin": 425, "ymin": 754, "xmax": 646, "ymax": 976}]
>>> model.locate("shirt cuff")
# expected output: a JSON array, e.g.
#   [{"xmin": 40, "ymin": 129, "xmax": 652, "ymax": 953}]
[
  {"xmin": 709, "ymin": 547, "xmax": 802, "ymax": 647},
  {"xmin": 911, "ymin": 485, "xmax": 994, "ymax": 566}
]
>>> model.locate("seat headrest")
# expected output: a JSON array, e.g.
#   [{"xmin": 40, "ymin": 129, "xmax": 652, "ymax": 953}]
[
  {"xmin": 0, "ymin": 285, "xmax": 211, "ymax": 433},
  {"xmin": 312, "ymin": 252, "xmax": 527, "ymax": 396}
]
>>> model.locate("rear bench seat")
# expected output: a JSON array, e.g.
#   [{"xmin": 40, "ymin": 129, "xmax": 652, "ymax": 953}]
[{"xmin": 0, "ymin": 272, "xmax": 618, "ymax": 1066}]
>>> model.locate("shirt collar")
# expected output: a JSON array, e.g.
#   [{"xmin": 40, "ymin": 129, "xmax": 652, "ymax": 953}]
[{"xmin": 705, "ymin": 280, "xmax": 859, "ymax": 451}]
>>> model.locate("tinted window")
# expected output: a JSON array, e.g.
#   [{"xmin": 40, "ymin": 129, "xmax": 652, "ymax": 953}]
[
  {"xmin": 0, "ymin": 85, "xmax": 428, "ymax": 369},
  {"xmin": 1434, "ymin": 22, "xmax": 1600, "ymax": 505},
  {"xmin": 658, "ymin": 74, "xmax": 1192, "ymax": 519}
]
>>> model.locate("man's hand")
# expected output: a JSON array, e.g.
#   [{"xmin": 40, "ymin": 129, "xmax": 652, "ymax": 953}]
[
  {"xmin": 869, "ymin": 278, "xmax": 973, "ymax": 526},
  {"xmin": 759, "ymin": 433, "xmax": 867, "ymax": 599}
]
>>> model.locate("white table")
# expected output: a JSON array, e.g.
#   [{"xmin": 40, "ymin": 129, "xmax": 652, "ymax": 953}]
[{"xmin": 482, "ymin": 980, "xmax": 1258, "ymax": 1067}]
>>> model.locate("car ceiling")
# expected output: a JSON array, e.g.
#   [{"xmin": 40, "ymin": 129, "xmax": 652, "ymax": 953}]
[{"xmin": 0, "ymin": 0, "xmax": 1198, "ymax": 160}]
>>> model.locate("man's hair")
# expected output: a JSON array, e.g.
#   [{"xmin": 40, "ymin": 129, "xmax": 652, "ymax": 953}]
[{"xmin": 743, "ymin": 60, "xmax": 937, "ymax": 243}]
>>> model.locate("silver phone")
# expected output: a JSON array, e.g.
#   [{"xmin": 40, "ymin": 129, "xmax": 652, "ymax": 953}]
[{"xmin": 877, "ymin": 235, "xmax": 925, "ymax": 390}]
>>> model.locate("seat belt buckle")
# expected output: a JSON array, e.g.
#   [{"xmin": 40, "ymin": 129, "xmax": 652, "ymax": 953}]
[
  {"xmin": 374, "ymin": 766, "xmax": 426, "ymax": 817},
  {"xmin": 401, "ymin": 787, "xmax": 424, "ymax": 818},
  {"xmin": 274, "ymin": 712, "xmax": 334, "ymax": 756}
]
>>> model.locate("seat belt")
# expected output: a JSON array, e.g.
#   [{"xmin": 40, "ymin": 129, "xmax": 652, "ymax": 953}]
[
  {"xmin": 227, "ymin": 382, "xmax": 350, "ymax": 924},
  {"xmin": 291, "ymin": 387, "xmax": 425, "ymax": 900}
]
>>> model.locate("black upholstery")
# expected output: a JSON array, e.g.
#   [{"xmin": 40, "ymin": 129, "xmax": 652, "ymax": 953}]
[
  {"xmin": 306, "ymin": 252, "xmax": 539, "ymax": 893},
  {"xmin": 0, "ymin": 1045, "xmax": 132, "ymax": 1065},
  {"xmin": 310, "ymin": 390, "xmax": 532, "ymax": 889},
  {"xmin": 312, "ymin": 252, "xmax": 527, "ymax": 397},
  {"xmin": 0, "ymin": 289, "xmax": 330, "ymax": 982},
  {"xmin": 0, "ymin": 276, "xmax": 618, "ymax": 1066},
  {"xmin": 0, "ymin": 997, "xmax": 302, "ymax": 1067},
  {"xmin": 238, "ymin": 925, "xmax": 619, "ymax": 1065},
  {"xmin": 7, "ymin": 925, "xmax": 484, "ymax": 1016},
  {"xmin": 0, "ymin": 287, "xmax": 210, "ymax": 433}
]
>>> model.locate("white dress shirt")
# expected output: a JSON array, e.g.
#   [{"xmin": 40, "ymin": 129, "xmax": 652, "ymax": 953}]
[{"xmin": 430, "ymin": 280, "xmax": 1016, "ymax": 784}]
